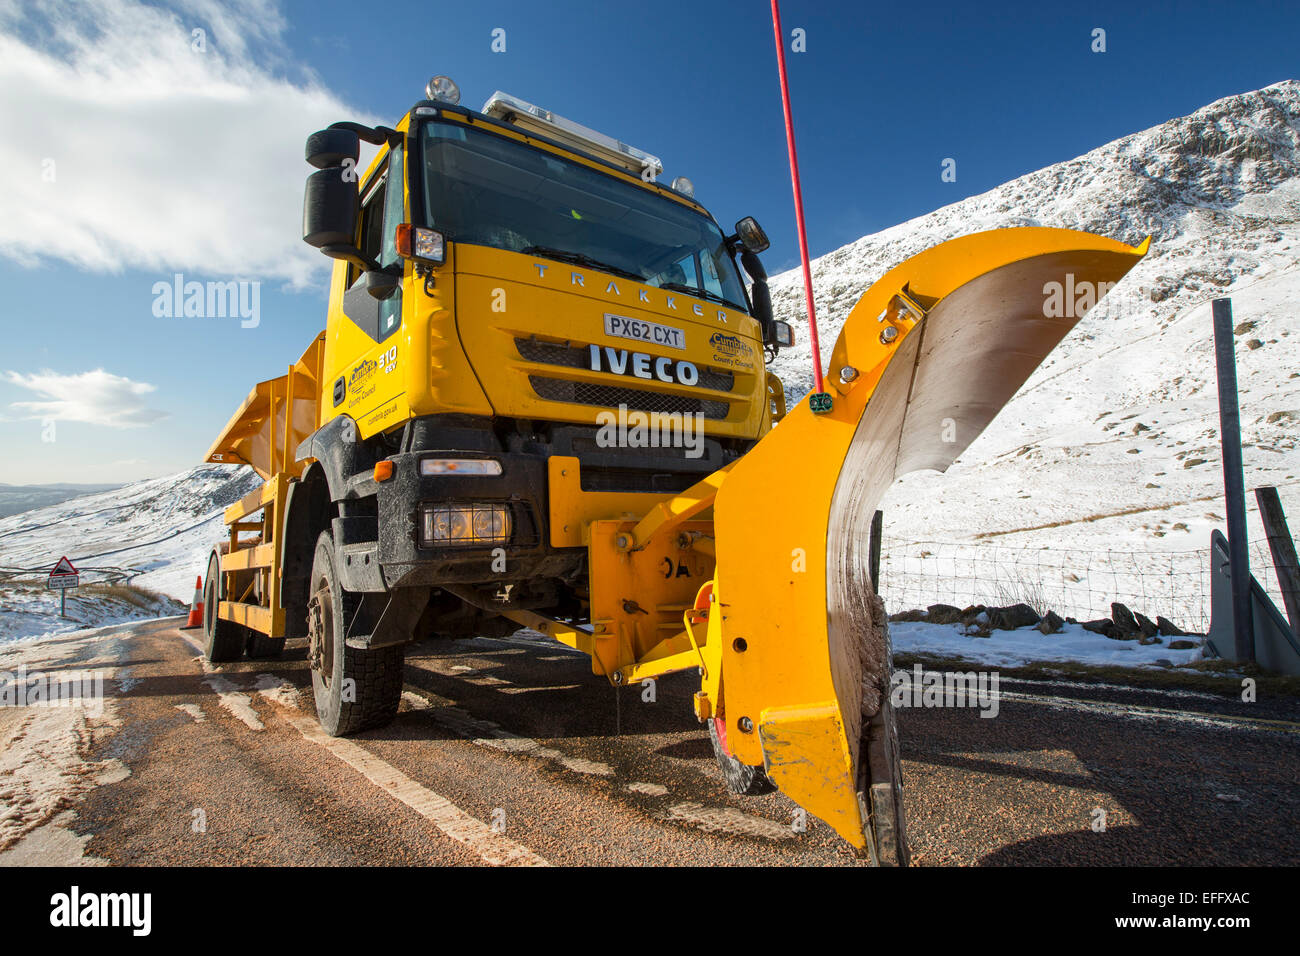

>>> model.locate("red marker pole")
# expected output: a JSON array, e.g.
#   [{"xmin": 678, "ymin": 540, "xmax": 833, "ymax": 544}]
[{"xmin": 770, "ymin": 0, "xmax": 828, "ymax": 406}]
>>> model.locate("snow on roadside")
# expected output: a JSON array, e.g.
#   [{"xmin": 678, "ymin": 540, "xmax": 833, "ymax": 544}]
[
  {"xmin": 0, "ymin": 623, "xmax": 133, "ymax": 863},
  {"xmin": 889, "ymin": 620, "xmax": 1204, "ymax": 670},
  {"xmin": 0, "ymin": 584, "xmax": 185, "ymax": 647}
]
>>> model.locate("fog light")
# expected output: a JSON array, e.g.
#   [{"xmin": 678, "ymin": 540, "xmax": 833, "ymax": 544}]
[
  {"xmin": 419, "ymin": 503, "xmax": 512, "ymax": 547},
  {"xmin": 472, "ymin": 508, "xmax": 509, "ymax": 538}
]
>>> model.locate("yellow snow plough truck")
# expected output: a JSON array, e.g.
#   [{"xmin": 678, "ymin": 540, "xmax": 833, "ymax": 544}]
[{"xmin": 201, "ymin": 77, "xmax": 1147, "ymax": 863}]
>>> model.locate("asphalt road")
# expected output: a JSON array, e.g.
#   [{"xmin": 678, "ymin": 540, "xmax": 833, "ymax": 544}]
[{"xmin": 2, "ymin": 617, "xmax": 1297, "ymax": 866}]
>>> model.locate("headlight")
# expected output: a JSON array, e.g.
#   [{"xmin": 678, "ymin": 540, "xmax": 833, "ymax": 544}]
[
  {"xmin": 426, "ymin": 75, "xmax": 461, "ymax": 105},
  {"xmin": 419, "ymin": 458, "xmax": 502, "ymax": 476},
  {"xmin": 419, "ymin": 503, "xmax": 512, "ymax": 547}
]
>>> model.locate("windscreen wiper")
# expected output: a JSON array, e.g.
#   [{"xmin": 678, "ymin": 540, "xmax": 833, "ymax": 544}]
[
  {"xmin": 660, "ymin": 281, "xmax": 745, "ymax": 312},
  {"xmin": 522, "ymin": 246, "xmax": 644, "ymax": 282}
]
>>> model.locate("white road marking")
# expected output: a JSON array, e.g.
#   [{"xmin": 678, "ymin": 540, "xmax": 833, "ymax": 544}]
[
  {"xmin": 254, "ymin": 673, "xmax": 301, "ymax": 709},
  {"xmin": 440, "ymin": 663, "xmax": 512, "ymax": 686},
  {"xmin": 626, "ymin": 782, "xmax": 669, "ymax": 797},
  {"xmin": 403, "ymin": 685, "xmax": 613, "ymax": 777},
  {"xmin": 280, "ymin": 711, "xmax": 549, "ymax": 867},
  {"xmin": 499, "ymin": 684, "xmax": 582, "ymax": 695},
  {"xmin": 199, "ymin": 674, "xmax": 264, "ymax": 731},
  {"xmin": 174, "ymin": 703, "xmax": 206, "ymax": 723},
  {"xmin": 665, "ymin": 802, "xmax": 795, "ymax": 841}
]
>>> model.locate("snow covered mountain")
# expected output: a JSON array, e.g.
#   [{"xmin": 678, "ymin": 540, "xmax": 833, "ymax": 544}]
[
  {"xmin": 767, "ymin": 80, "xmax": 1300, "ymax": 625},
  {"xmin": 0, "ymin": 465, "xmax": 259, "ymax": 643}
]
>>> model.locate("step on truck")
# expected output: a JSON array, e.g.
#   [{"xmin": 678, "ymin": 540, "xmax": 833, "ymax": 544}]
[{"xmin": 201, "ymin": 75, "xmax": 1147, "ymax": 862}]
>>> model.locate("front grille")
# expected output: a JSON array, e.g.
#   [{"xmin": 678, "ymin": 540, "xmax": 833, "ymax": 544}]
[
  {"xmin": 579, "ymin": 467, "xmax": 700, "ymax": 494},
  {"xmin": 515, "ymin": 337, "xmax": 735, "ymax": 392},
  {"xmin": 529, "ymin": 375, "xmax": 729, "ymax": 420}
]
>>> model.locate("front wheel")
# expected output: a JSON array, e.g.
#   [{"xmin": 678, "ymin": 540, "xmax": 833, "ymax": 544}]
[{"xmin": 307, "ymin": 531, "xmax": 404, "ymax": 736}]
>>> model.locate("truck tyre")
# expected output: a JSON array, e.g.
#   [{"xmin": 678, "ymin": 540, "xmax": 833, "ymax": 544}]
[
  {"xmin": 307, "ymin": 531, "xmax": 404, "ymax": 736},
  {"xmin": 202, "ymin": 551, "xmax": 247, "ymax": 663},
  {"xmin": 708, "ymin": 714, "xmax": 775, "ymax": 796},
  {"xmin": 246, "ymin": 632, "xmax": 286, "ymax": 659}
]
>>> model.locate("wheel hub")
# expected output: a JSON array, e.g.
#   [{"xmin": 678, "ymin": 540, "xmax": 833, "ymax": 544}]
[{"xmin": 306, "ymin": 584, "xmax": 332, "ymax": 680}]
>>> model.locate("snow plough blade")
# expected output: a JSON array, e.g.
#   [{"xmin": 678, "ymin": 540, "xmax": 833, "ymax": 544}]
[{"xmin": 709, "ymin": 227, "xmax": 1149, "ymax": 860}]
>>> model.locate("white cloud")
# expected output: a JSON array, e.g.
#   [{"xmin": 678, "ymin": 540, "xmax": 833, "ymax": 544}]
[
  {"xmin": 0, "ymin": 0, "xmax": 379, "ymax": 287},
  {"xmin": 4, "ymin": 368, "xmax": 168, "ymax": 427}
]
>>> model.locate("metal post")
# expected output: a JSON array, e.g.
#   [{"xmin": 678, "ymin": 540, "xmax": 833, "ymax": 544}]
[
  {"xmin": 61, "ymin": 587, "xmax": 66, "ymax": 618},
  {"xmin": 1212, "ymin": 298, "xmax": 1254, "ymax": 661},
  {"xmin": 1255, "ymin": 486, "xmax": 1300, "ymax": 637},
  {"xmin": 868, "ymin": 509, "xmax": 883, "ymax": 595}
]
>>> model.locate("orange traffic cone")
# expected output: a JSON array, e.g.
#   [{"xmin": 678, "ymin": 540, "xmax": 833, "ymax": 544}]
[{"xmin": 181, "ymin": 575, "xmax": 204, "ymax": 629}]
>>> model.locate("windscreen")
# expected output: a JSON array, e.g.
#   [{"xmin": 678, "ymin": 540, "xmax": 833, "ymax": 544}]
[{"xmin": 420, "ymin": 119, "xmax": 748, "ymax": 311}]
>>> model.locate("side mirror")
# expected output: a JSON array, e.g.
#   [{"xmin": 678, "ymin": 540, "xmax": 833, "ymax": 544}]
[
  {"xmin": 303, "ymin": 166, "xmax": 359, "ymax": 253},
  {"xmin": 771, "ymin": 321, "xmax": 795, "ymax": 348},
  {"xmin": 305, "ymin": 127, "xmax": 359, "ymax": 170},
  {"xmin": 735, "ymin": 216, "xmax": 770, "ymax": 254},
  {"xmin": 364, "ymin": 269, "xmax": 400, "ymax": 300}
]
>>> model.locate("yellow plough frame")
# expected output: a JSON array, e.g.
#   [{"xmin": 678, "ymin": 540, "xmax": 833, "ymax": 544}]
[{"xmin": 504, "ymin": 227, "xmax": 1149, "ymax": 861}]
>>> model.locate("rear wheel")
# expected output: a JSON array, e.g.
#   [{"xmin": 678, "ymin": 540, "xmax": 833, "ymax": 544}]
[
  {"xmin": 708, "ymin": 712, "xmax": 775, "ymax": 796},
  {"xmin": 246, "ymin": 632, "xmax": 286, "ymax": 659},
  {"xmin": 202, "ymin": 552, "xmax": 248, "ymax": 662},
  {"xmin": 307, "ymin": 531, "xmax": 404, "ymax": 736}
]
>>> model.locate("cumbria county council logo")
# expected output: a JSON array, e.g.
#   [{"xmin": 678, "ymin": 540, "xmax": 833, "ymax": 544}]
[
  {"xmin": 349, "ymin": 357, "xmax": 377, "ymax": 389},
  {"xmin": 709, "ymin": 331, "xmax": 753, "ymax": 366}
]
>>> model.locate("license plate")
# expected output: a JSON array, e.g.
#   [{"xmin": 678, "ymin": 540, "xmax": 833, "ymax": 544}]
[{"xmin": 604, "ymin": 313, "xmax": 685, "ymax": 350}]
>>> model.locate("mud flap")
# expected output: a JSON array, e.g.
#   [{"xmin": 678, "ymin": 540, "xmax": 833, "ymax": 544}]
[{"xmin": 711, "ymin": 228, "xmax": 1148, "ymax": 856}]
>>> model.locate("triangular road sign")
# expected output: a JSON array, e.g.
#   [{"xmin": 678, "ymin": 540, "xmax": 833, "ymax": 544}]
[{"xmin": 50, "ymin": 556, "xmax": 78, "ymax": 576}]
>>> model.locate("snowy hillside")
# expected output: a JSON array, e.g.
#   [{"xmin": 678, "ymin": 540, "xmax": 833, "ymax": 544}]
[
  {"xmin": 0, "ymin": 464, "xmax": 259, "ymax": 644},
  {"xmin": 767, "ymin": 80, "xmax": 1300, "ymax": 626}
]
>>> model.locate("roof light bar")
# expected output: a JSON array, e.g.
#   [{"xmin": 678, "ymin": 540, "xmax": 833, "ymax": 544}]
[{"xmin": 480, "ymin": 91, "xmax": 663, "ymax": 179}]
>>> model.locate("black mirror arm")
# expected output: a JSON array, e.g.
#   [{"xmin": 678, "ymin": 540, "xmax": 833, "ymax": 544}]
[
  {"xmin": 329, "ymin": 121, "xmax": 402, "ymax": 148},
  {"xmin": 364, "ymin": 269, "xmax": 400, "ymax": 301},
  {"xmin": 320, "ymin": 244, "xmax": 381, "ymax": 273}
]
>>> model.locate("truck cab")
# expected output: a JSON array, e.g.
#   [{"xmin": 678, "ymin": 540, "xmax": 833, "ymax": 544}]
[{"xmin": 265, "ymin": 78, "xmax": 791, "ymax": 730}]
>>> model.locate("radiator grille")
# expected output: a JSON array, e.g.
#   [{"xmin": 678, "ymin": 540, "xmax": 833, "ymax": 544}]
[{"xmin": 528, "ymin": 375, "xmax": 729, "ymax": 420}]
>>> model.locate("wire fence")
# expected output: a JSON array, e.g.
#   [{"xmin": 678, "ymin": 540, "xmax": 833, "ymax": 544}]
[{"xmin": 877, "ymin": 536, "xmax": 1286, "ymax": 635}]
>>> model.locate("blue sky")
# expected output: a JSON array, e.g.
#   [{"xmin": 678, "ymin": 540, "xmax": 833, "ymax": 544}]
[{"xmin": 0, "ymin": 0, "xmax": 1296, "ymax": 484}]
